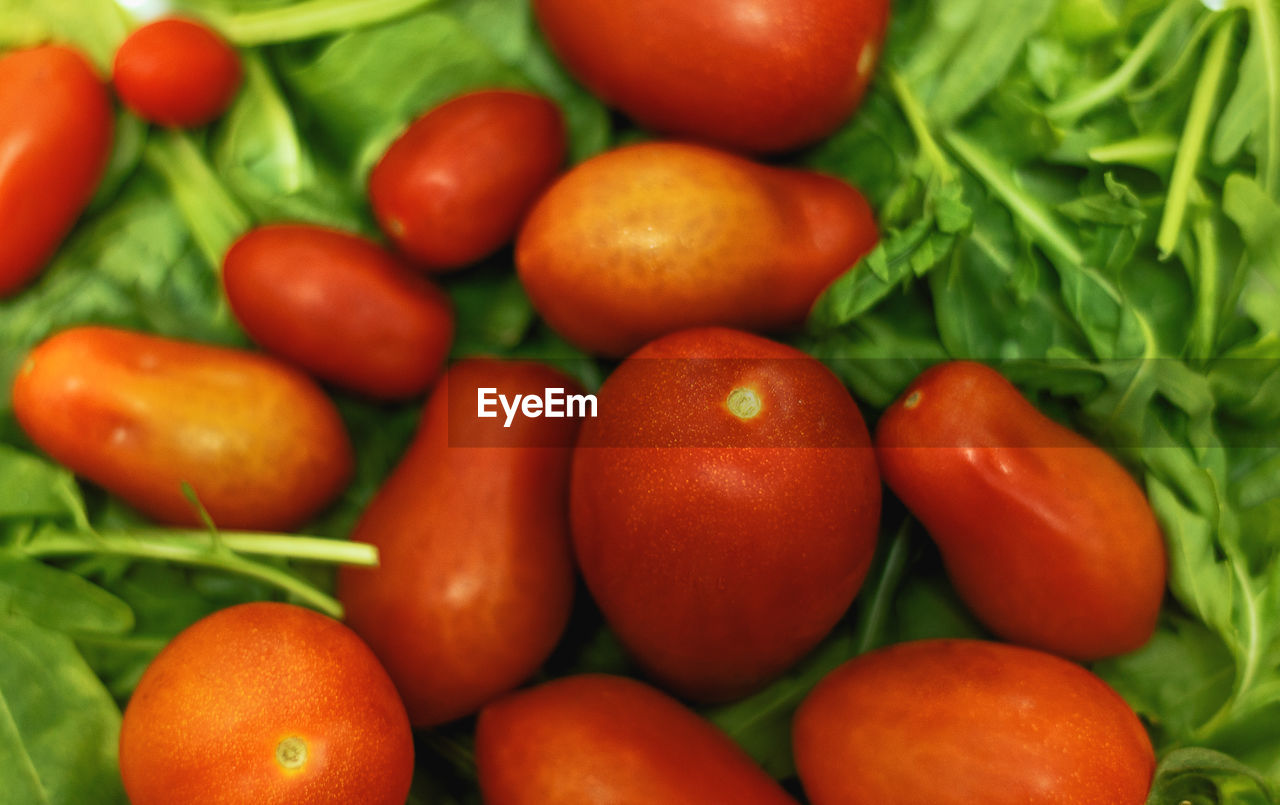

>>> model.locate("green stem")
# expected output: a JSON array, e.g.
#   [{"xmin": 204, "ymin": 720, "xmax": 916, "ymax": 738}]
[
  {"xmin": 1157, "ymin": 16, "xmax": 1238, "ymax": 258},
  {"xmin": 212, "ymin": 0, "xmax": 440, "ymax": 46},
  {"xmin": 1088, "ymin": 135, "xmax": 1178, "ymax": 170},
  {"xmin": 1190, "ymin": 188, "xmax": 1221, "ymax": 362},
  {"xmin": 144, "ymin": 131, "xmax": 251, "ymax": 269},
  {"xmin": 853, "ymin": 519, "xmax": 913, "ymax": 654},
  {"xmin": 1245, "ymin": 0, "xmax": 1280, "ymax": 195},
  {"xmin": 886, "ymin": 69, "xmax": 955, "ymax": 183}
]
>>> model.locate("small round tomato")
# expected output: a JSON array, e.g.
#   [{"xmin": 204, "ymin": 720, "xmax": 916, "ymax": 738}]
[
  {"xmin": 0, "ymin": 45, "xmax": 113, "ymax": 296},
  {"xmin": 793, "ymin": 639, "xmax": 1156, "ymax": 805},
  {"xmin": 113, "ymin": 17, "xmax": 242, "ymax": 127},
  {"xmin": 12, "ymin": 327, "xmax": 353, "ymax": 530},
  {"xmin": 533, "ymin": 0, "xmax": 889, "ymax": 152},
  {"xmin": 223, "ymin": 224, "xmax": 454, "ymax": 399},
  {"xmin": 572, "ymin": 328, "xmax": 881, "ymax": 701},
  {"xmin": 369, "ymin": 89, "xmax": 566, "ymax": 271},
  {"xmin": 119, "ymin": 602, "xmax": 414, "ymax": 805},
  {"xmin": 477, "ymin": 674, "xmax": 798, "ymax": 804}
]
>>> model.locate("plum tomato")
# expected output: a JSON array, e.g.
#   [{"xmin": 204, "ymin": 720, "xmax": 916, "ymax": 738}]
[{"xmin": 112, "ymin": 17, "xmax": 243, "ymax": 127}]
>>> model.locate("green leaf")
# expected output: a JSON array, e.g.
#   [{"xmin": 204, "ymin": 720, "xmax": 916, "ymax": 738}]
[
  {"xmin": 0, "ymin": 448, "xmax": 80, "ymax": 521},
  {"xmin": 0, "ymin": 558, "xmax": 134, "ymax": 637}
]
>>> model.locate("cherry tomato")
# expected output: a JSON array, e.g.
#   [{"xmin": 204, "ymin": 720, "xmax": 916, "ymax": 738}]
[
  {"xmin": 533, "ymin": 0, "xmax": 889, "ymax": 153},
  {"xmin": 0, "ymin": 46, "xmax": 113, "ymax": 296},
  {"xmin": 477, "ymin": 674, "xmax": 798, "ymax": 804},
  {"xmin": 113, "ymin": 17, "xmax": 242, "ymax": 127},
  {"xmin": 369, "ymin": 89, "xmax": 566, "ymax": 271},
  {"xmin": 875, "ymin": 361, "xmax": 1166, "ymax": 660},
  {"xmin": 12, "ymin": 327, "xmax": 353, "ymax": 530},
  {"xmin": 223, "ymin": 224, "xmax": 454, "ymax": 399},
  {"xmin": 571, "ymin": 328, "xmax": 881, "ymax": 701},
  {"xmin": 517, "ymin": 142, "xmax": 877, "ymax": 357},
  {"xmin": 119, "ymin": 602, "xmax": 414, "ymax": 805},
  {"xmin": 338, "ymin": 358, "xmax": 580, "ymax": 726},
  {"xmin": 793, "ymin": 639, "xmax": 1156, "ymax": 805}
]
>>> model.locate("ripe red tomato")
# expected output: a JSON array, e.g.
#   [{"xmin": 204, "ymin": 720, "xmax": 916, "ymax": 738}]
[
  {"xmin": 0, "ymin": 45, "xmax": 113, "ymax": 297},
  {"xmin": 119, "ymin": 602, "xmax": 414, "ymax": 805},
  {"xmin": 517, "ymin": 142, "xmax": 877, "ymax": 357},
  {"xmin": 338, "ymin": 359, "xmax": 580, "ymax": 726},
  {"xmin": 792, "ymin": 639, "xmax": 1156, "ymax": 804},
  {"xmin": 113, "ymin": 17, "xmax": 242, "ymax": 127},
  {"xmin": 477, "ymin": 674, "xmax": 798, "ymax": 804},
  {"xmin": 875, "ymin": 361, "xmax": 1166, "ymax": 660},
  {"xmin": 369, "ymin": 89, "xmax": 566, "ymax": 271},
  {"xmin": 11, "ymin": 327, "xmax": 353, "ymax": 530},
  {"xmin": 533, "ymin": 0, "xmax": 889, "ymax": 153},
  {"xmin": 223, "ymin": 224, "xmax": 454, "ymax": 399},
  {"xmin": 571, "ymin": 328, "xmax": 881, "ymax": 701}
]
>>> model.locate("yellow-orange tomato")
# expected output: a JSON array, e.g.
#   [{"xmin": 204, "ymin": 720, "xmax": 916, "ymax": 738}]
[
  {"xmin": 517, "ymin": 142, "xmax": 877, "ymax": 357},
  {"xmin": 12, "ymin": 327, "xmax": 352, "ymax": 530},
  {"xmin": 119, "ymin": 603, "xmax": 414, "ymax": 805}
]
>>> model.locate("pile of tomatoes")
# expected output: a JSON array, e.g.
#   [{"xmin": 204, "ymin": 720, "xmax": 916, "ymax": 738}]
[{"xmin": 1, "ymin": 2, "xmax": 1170, "ymax": 803}]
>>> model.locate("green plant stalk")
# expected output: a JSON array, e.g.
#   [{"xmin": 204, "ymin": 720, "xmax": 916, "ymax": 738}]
[
  {"xmin": 213, "ymin": 0, "xmax": 440, "ymax": 46},
  {"xmin": 1245, "ymin": 0, "xmax": 1280, "ymax": 195},
  {"xmin": 1190, "ymin": 194, "xmax": 1221, "ymax": 361},
  {"xmin": 886, "ymin": 69, "xmax": 955, "ymax": 183},
  {"xmin": 1088, "ymin": 135, "xmax": 1179, "ymax": 169},
  {"xmin": 144, "ymin": 131, "xmax": 251, "ymax": 269},
  {"xmin": 853, "ymin": 519, "xmax": 913, "ymax": 654},
  {"xmin": 1157, "ymin": 17, "xmax": 1238, "ymax": 258}
]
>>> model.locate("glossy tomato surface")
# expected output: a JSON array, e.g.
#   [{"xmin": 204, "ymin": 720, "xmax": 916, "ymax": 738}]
[
  {"xmin": 113, "ymin": 17, "xmax": 242, "ymax": 127},
  {"xmin": 477, "ymin": 674, "xmax": 798, "ymax": 804},
  {"xmin": 793, "ymin": 639, "xmax": 1156, "ymax": 805},
  {"xmin": 533, "ymin": 0, "xmax": 889, "ymax": 152},
  {"xmin": 119, "ymin": 602, "xmax": 414, "ymax": 805},
  {"xmin": 369, "ymin": 89, "xmax": 565, "ymax": 271},
  {"xmin": 11, "ymin": 327, "xmax": 353, "ymax": 530},
  {"xmin": 875, "ymin": 361, "xmax": 1166, "ymax": 659},
  {"xmin": 223, "ymin": 224, "xmax": 454, "ymax": 399},
  {"xmin": 0, "ymin": 45, "xmax": 113, "ymax": 297},
  {"xmin": 517, "ymin": 142, "xmax": 877, "ymax": 357},
  {"xmin": 572, "ymin": 328, "xmax": 881, "ymax": 701},
  {"xmin": 338, "ymin": 358, "xmax": 580, "ymax": 726}
]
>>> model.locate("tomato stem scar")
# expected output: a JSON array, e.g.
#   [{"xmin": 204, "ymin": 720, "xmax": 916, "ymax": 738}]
[
  {"xmin": 903, "ymin": 391, "xmax": 922, "ymax": 410},
  {"xmin": 275, "ymin": 736, "xmax": 307, "ymax": 770},
  {"xmin": 726, "ymin": 387, "xmax": 763, "ymax": 420}
]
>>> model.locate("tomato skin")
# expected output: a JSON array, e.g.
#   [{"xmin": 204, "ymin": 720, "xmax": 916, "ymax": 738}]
[
  {"xmin": 112, "ymin": 17, "xmax": 242, "ymax": 127},
  {"xmin": 477, "ymin": 674, "xmax": 798, "ymax": 804},
  {"xmin": 11, "ymin": 327, "xmax": 353, "ymax": 530},
  {"xmin": 533, "ymin": 0, "xmax": 888, "ymax": 153},
  {"xmin": 223, "ymin": 224, "xmax": 454, "ymax": 399},
  {"xmin": 792, "ymin": 639, "xmax": 1156, "ymax": 805},
  {"xmin": 571, "ymin": 328, "xmax": 881, "ymax": 701},
  {"xmin": 0, "ymin": 46, "xmax": 113, "ymax": 297},
  {"xmin": 369, "ymin": 89, "xmax": 566, "ymax": 271},
  {"xmin": 875, "ymin": 361, "xmax": 1166, "ymax": 660},
  {"xmin": 517, "ymin": 142, "xmax": 877, "ymax": 357},
  {"xmin": 338, "ymin": 359, "xmax": 579, "ymax": 726},
  {"xmin": 119, "ymin": 602, "xmax": 414, "ymax": 805}
]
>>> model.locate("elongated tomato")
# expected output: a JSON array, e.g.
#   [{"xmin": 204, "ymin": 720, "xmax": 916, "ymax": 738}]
[
  {"xmin": 338, "ymin": 359, "xmax": 580, "ymax": 726},
  {"xmin": 0, "ymin": 46, "xmax": 113, "ymax": 296},
  {"xmin": 12, "ymin": 327, "xmax": 353, "ymax": 530}
]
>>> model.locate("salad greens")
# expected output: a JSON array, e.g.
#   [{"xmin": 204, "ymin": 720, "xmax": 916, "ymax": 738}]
[{"xmin": 0, "ymin": 0, "xmax": 1277, "ymax": 802}]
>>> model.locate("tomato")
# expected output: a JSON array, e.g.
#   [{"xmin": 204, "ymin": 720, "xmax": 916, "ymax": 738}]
[
  {"xmin": 112, "ymin": 17, "xmax": 242, "ymax": 127},
  {"xmin": 792, "ymin": 639, "xmax": 1156, "ymax": 804},
  {"xmin": 223, "ymin": 224, "xmax": 454, "ymax": 399},
  {"xmin": 0, "ymin": 46, "xmax": 113, "ymax": 297},
  {"xmin": 369, "ymin": 89, "xmax": 566, "ymax": 271},
  {"xmin": 12, "ymin": 327, "xmax": 352, "ymax": 530},
  {"xmin": 119, "ymin": 602, "xmax": 413, "ymax": 805},
  {"xmin": 571, "ymin": 328, "xmax": 881, "ymax": 701},
  {"xmin": 338, "ymin": 359, "xmax": 580, "ymax": 726},
  {"xmin": 517, "ymin": 142, "xmax": 877, "ymax": 357},
  {"xmin": 477, "ymin": 674, "xmax": 798, "ymax": 804},
  {"xmin": 875, "ymin": 361, "xmax": 1166, "ymax": 660},
  {"xmin": 533, "ymin": 0, "xmax": 888, "ymax": 153}
]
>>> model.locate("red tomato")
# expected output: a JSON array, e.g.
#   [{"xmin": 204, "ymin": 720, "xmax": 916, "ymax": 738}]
[
  {"xmin": 113, "ymin": 17, "xmax": 242, "ymax": 127},
  {"xmin": 792, "ymin": 639, "xmax": 1156, "ymax": 805},
  {"xmin": 119, "ymin": 602, "xmax": 414, "ymax": 805},
  {"xmin": 12, "ymin": 327, "xmax": 353, "ymax": 530},
  {"xmin": 875, "ymin": 361, "xmax": 1166, "ymax": 660},
  {"xmin": 0, "ymin": 46, "xmax": 113, "ymax": 296},
  {"xmin": 477, "ymin": 674, "xmax": 798, "ymax": 804},
  {"xmin": 517, "ymin": 142, "xmax": 878, "ymax": 357},
  {"xmin": 223, "ymin": 224, "xmax": 454, "ymax": 399},
  {"xmin": 369, "ymin": 89, "xmax": 566, "ymax": 271},
  {"xmin": 533, "ymin": 0, "xmax": 889, "ymax": 152},
  {"xmin": 571, "ymin": 328, "xmax": 881, "ymax": 701},
  {"xmin": 338, "ymin": 359, "xmax": 580, "ymax": 726}
]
